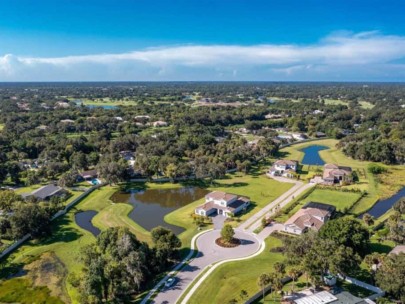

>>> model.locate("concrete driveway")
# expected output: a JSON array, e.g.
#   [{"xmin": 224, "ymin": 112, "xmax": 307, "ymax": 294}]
[
  {"xmin": 150, "ymin": 229, "xmax": 260, "ymax": 304},
  {"xmin": 211, "ymin": 214, "xmax": 226, "ymax": 229}
]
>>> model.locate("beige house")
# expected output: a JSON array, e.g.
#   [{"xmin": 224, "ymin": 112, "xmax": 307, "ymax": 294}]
[
  {"xmin": 195, "ymin": 191, "xmax": 250, "ymax": 218},
  {"xmin": 323, "ymin": 164, "xmax": 353, "ymax": 185},
  {"xmin": 284, "ymin": 202, "xmax": 335, "ymax": 235}
]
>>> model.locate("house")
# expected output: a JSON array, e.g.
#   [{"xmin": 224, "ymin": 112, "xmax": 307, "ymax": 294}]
[
  {"xmin": 195, "ymin": 191, "xmax": 250, "ymax": 218},
  {"xmin": 120, "ymin": 151, "xmax": 136, "ymax": 166},
  {"xmin": 152, "ymin": 120, "xmax": 168, "ymax": 127},
  {"xmin": 292, "ymin": 133, "xmax": 307, "ymax": 141},
  {"xmin": 55, "ymin": 101, "xmax": 70, "ymax": 108},
  {"xmin": 313, "ymin": 109, "xmax": 324, "ymax": 115},
  {"xmin": 22, "ymin": 184, "xmax": 66, "ymax": 201},
  {"xmin": 265, "ymin": 113, "xmax": 284, "ymax": 119},
  {"xmin": 292, "ymin": 290, "xmax": 368, "ymax": 304},
  {"xmin": 277, "ymin": 134, "xmax": 293, "ymax": 140},
  {"xmin": 283, "ymin": 202, "xmax": 335, "ymax": 235},
  {"xmin": 134, "ymin": 115, "xmax": 150, "ymax": 121},
  {"xmin": 269, "ymin": 160, "xmax": 298, "ymax": 178},
  {"xmin": 79, "ymin": 169, "xmax": 98, "ymax": 181},
  {"xmin": 36, "ymin": 125, "xmax": 48, "ymax": 131},
  {"xmin": 323, "ymin": 164, "xmax": 353, "ymax": 185},
  {"xmin": 60, "ymin": 119, "xmax": 75, "ymax": 124},
  {"xmin": 315, "ymin": 131, "xmax": 326, "ymax": 138}
]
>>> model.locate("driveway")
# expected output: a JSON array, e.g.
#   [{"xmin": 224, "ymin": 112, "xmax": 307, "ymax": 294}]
[
  {"xmin": 150, "ymin": 229, "xmax": 260, "ymax": 304},
  {"xmin": 211, "ymin": 214, "xmax": 226, "ymax": 229}
]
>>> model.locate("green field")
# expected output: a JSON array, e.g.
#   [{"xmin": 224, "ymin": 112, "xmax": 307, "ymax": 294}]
[
  {"xmin": 279, "ymin": 139, "xmax": 405, "ymax": 216},
  {"xmin": 188, "ymin": 236, "xmax": 285, "ymax": 304},
  {"xmin": 1, "ymin": 170, "xmax": 293, "ymax": 303}
]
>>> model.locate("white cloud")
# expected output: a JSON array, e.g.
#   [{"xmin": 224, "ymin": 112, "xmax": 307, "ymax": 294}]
[{"xmin": 1, "ymin": 31, "xmax": 405, "ymax": 81}]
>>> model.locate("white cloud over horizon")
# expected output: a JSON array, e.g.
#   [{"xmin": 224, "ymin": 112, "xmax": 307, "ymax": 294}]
[{"xmin": 1, "ymin": 31, "xmax": 405, "ymax": 81}]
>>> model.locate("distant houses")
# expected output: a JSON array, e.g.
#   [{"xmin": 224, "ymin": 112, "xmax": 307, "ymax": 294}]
[
  {"xmin": 195, "ymin": 191, "xmax": 250, "ymax": 218},
  {"xmin": 78, "ymin": 169, "xmax": 98, "ymax": 181},
  {"xmin": 268, "ymin": 160, "xmax": 298, "ymax": 178},
  {"xmin": 152, "ymin": 121, "xmax": 168, "ymax": 127},
  {"xmin": 283, "ymin": 202, "xmax": 336, "ymax": 235},
  {"xmin": 22, "ymin": 184, "xmax": 67, "ymax": 201}
]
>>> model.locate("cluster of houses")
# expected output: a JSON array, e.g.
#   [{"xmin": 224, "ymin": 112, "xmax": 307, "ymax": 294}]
[{"xmin": 268, "ymin": 159, "xmax": 353, "ymax": 186}]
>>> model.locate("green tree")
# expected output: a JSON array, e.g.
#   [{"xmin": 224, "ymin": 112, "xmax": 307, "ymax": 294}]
[
  {"xmin": 362, "ymin": 213, "xmax": 374, "ymax": 226},
  {"xmin": 151, "ymin": 226, "xmax": 181, "ymax": 264},
  {"xmin": 0, "ymin": 190, "xmax": 21, "ymax": 212},
  {"xmin": 288, "ymin": 267, "xmax": 300, "ymax": 293},
  {"xmin": 257, "ymin": 273, "xmax": 271, "ymax": 302},
  {"xmin": 319, "ymin": 217, "xmax": 370, "ymax": 256},
  {"xmin": 375, "ymin": 253, "xmax": 405, "ymax": 303},
  {"xmin": 221, "ymin": 224, "xmax": 235, "ymax": 243}
]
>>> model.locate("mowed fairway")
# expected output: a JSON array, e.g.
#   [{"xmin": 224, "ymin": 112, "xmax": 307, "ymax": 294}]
[{"xmin": 188, "ymin": 236, "xmax": 285, "ymax": 304}]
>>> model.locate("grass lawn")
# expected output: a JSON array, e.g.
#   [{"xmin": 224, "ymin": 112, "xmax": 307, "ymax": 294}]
[
  {"xmin": 289, "ymin": 188, "xmax": 361, "ymax": 217},
  {"xmin": 2, "ymin": 170, "xmax": 293, "ymax": 303},
  {"xmin": 187, "ymin": 236, "xmax": 285, "ymax": 304},
  {"xmin": 0, "ymin": 278, "xmax": 63, "ymax": 304},
  {"xmin": 323, "ymin": 98, "xmax": 348, "ymax": 106},
  {"xmin": 359, "ymin": 101, "xmax": 375, "ymax": 109}
]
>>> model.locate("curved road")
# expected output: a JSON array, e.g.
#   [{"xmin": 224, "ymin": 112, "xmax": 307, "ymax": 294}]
[{"xmin": 149, "ymin": 229, "xmax": 260, "ymax": 304}]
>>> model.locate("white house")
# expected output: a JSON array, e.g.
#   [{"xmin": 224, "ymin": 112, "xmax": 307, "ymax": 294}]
[
  {"xmin": 268, "ymin": 160, "xmax": 298, "ymax": 177},
  {"xmin": 195, "ymin": 191, "xmax": 250, "ymax": 218},
  {"xmin": 152, "ymin": 120, "xmax": 168, "ymax": 127},
  {"xmin": 292, "ymin": 133, "xmax": 307, "ymax": 141}
]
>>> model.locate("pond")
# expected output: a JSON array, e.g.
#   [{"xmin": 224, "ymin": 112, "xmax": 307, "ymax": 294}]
[
  {"xmin": 75, "ymin": 210, "xmax": 101, "ymax": 236},
  {"xmin": 110, "ymin": 187, "xmax": 209, "ymax": 235},
  {"xmin": 85, "ymin": 104, "xmax": 118, "ymax": 110},
  {"xmin": 359, "ymin": 186, "xmax": 405, "ymax": 219},
  {"xmin": 300, "ymin": 145, "xmax": 329, "ymax": 165}
]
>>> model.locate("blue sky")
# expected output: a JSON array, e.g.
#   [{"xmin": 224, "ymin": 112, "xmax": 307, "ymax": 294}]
[{"xmin": 1, "ymin": 0, "xmax": 405, "ymax": 81}]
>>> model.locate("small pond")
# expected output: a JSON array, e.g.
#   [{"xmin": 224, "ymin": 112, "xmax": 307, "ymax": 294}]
[
  {"xmin": 110, "ymin": 187, "xmax": 209, "ymax": 235},
  {"xmin": 86, "ymin": 105, "xmax": 118, "ymax": 110},
  {"xmin": 359, "ymin": 186, "xmax": 405, "ymax": 219},
  {"xmin": 300, "ymin": 145, "xmax": 329, "ymax": 165},
  {"xmin": 75, "ymin": 210, "xmax": 101, "ymax": 236}
]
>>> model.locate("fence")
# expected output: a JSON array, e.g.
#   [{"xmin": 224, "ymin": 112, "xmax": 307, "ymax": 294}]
[
  {"xmin": 0, "ymin": 184, "xmax": 101, "ymax": 260},
  {"xmin": 245, "ymin": 277, "xmax": 291, "ymax": 304}
]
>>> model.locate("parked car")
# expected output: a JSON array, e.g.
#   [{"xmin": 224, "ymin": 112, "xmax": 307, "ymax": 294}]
[{"xmin": 164, "ymin": 277, "xmax": 176, "ymax": 288}]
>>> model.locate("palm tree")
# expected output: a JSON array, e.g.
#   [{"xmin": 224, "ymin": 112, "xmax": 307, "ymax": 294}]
[
  {"xmin": 257, "ymin": 273, "xmax": 271, "ymax": 302},
  {"xmin": 269, "ymin": 273, "xmax": 284, "ymax": 302},
  {"xmin": 287, "ymin": 268, "xmax": 300, "ymax": 294}
]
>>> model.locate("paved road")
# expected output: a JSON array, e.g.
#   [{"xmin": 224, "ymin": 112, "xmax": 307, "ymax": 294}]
[{"xmin": 150, "ymin": 229, "xmax": 260, "ymax": 304}]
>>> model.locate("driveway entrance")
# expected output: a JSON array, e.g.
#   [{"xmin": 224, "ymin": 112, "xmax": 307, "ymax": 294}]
[{"xmin": 212, "ymin": 214, "xmax": 226, "ymax": 229}]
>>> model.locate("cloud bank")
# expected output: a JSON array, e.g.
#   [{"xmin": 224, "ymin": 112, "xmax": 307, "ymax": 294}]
[{"xmin": 1, "ymin": 31, "xmax": 405, "ymax": 81}]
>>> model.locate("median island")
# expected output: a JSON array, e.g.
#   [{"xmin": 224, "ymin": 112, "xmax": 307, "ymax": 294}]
[{"xmin": 216, "ymin": 224, "xmax": 241, "ymax": 248}]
